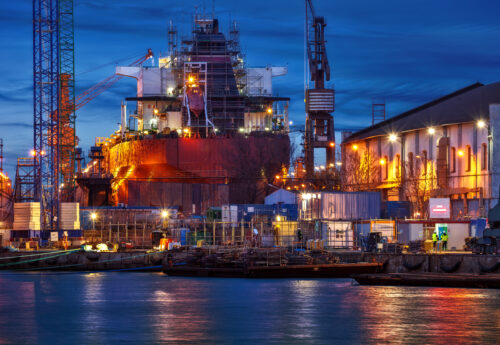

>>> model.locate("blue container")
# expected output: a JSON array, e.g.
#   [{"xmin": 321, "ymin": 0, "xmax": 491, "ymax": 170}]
[
  {"xmin": 470, "ymin": 218, "xmax": 487, "ymax": 238},
  {"xmin": 239, "ymin": 204, "xmax": 275, "ymax": 222},
  {"xmin": 384, "ymin": 201, "xmax": 410, "ymax": 219},
  {"xmin": 275, "ymin": 204, "xmax": 299, "ymax": 221},
  {"xmin": 180, "ymin": 229, "xmax": 189, "ymax": 245}
]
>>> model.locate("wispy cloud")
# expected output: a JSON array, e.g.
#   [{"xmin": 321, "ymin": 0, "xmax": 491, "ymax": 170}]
[{"xmin": 1, "ymin": 0, "xmax": 500, "ymax": 175}]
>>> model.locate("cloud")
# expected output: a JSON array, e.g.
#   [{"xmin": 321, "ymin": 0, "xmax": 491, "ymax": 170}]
[
  {"xmin": 0, "ymin": 122, "xmax": 32, "ymax": 129},
  {"xmin": 1, "ymin": 0, "xmax": 500, "ymax": 174}
]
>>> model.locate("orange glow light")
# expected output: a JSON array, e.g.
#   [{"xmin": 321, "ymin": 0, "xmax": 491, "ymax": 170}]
[
  {"xmin": 329, "ymin": 142, "xmax": 335, "ymax": 148},
  {"xmin": 266, "ymin": 107, "xmax": 273, "ymax": 114},
  {"xmin": 30, "ymin": 150, "xmax": 36, "ymax": 157},
  {"xmin": 379, "ymin": 159, "xmax": 386, "ymax": 165},
  {"xmin": 458, "ymin": 150, "xmax": 464, "ymax": 157},
  {"xmin": 352, "ymin": 144, "xmax": 358, "ymax": 151}
]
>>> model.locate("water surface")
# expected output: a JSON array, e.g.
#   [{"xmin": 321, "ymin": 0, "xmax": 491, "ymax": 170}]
[{"xmin": 0, "ymin": 272, "xmax": 499, "ymax": 344}]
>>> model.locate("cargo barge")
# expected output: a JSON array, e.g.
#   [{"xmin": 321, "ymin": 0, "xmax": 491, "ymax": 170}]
[
  {"xmin": 352, "ymin": 273, "xmax": 500, "ymax": 289},
  {"xmin": 163, "ymin": 262, "xmax": 382, "ymax": 278}
]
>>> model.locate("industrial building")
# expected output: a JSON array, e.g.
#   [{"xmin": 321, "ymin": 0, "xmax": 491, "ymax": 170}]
[{"xmin": 341, "ymin": 82, "xmax": 500, "ymax": 219}]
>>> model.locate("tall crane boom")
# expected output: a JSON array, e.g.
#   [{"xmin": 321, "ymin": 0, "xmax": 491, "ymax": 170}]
[
  {"xmin": 304, "ymin": 0, "xmax": 335, "ymax": 179},
  {"xmin": 74, "ymin": 49, "xmax": 153, "ymax": 110},
  {"xmin": 305, "ymin": 0, "xmax": 330, "ymax": 88},
  {"xmin": 33, "ymin": 0, "xmax": 59, "ymax": 230}
]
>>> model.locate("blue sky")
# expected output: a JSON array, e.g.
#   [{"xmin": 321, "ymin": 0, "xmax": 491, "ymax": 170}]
[{"xmin": 1, "ymin": 0, "xmax": 500, "ymax": 177}]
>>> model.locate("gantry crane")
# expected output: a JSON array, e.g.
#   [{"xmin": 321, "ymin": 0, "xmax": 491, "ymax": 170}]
[
  {"xmin": 32, "ymin": 0, "xmax": 152, "ymax": 230},
  {"xmin": 304, "ymin": 0, "xmax": 335, "ymax": 178}
]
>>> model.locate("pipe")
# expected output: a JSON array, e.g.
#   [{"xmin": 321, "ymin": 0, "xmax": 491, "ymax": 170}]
[{"xmin": 121, "ymin": 100, "xmax": 127, "ymax": 138}]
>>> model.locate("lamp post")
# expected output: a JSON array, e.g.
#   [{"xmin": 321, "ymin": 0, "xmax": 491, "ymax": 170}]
[{"xmin": 91, "ymin": 212, "xmax": 97, "ymax": 230}]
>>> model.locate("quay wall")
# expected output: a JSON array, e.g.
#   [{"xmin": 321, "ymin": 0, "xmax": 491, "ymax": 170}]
[
  {"xmin": 1, "ymin": 250, "xmax": 500, "ymax": 274},
  {"xmin": 0, "ymin": 251, "xmax": 167, "ymax": 271},
  {"xmin": 337, "ymin": 252, "xmax": 500, "ymax": 274}
]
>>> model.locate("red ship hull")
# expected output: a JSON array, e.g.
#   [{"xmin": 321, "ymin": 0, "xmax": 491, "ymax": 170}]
[{"xmin": 103, "ymin": 135, "xmax": 290, "ymax": 214}]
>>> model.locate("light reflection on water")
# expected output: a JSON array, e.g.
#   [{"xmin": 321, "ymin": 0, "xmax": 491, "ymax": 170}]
[{"xmin": 0, "ymin": 272, "xmax": 499, "ymax": 344}]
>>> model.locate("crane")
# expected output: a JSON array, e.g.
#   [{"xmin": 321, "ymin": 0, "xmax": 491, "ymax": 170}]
[
  {"xmin": 56, "ymin": 48, "xmax": 153, "ymax": 202},
  {"xmin": 74, "ymin": 49, "xmax": 153, "ymax": 110},
  {"xmin": 305, "ymin": 0, "xmax": 330, "ymax": 89},
  {"xmin": 32, "ymin": 0, "xmax": 152, "ymax": 231},
  {"xmin": 304, "ymin": 0, "xmax": 335, "ymax": 179}
]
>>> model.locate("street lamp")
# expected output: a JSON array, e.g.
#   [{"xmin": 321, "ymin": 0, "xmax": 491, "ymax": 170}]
[
  {"xmin": 427, "ymin": 127, "xmax": 435, "ymax": 135},
  {"xmin": 90, "ymin": 212, "xmax": 97, "ymax": 230},
  {"xmin": 388, "ymin": 133, "xmax": 397, "ymax": 142},
  {"xmin": 477, "ymin": 120, "xmax": 486, "ymax": 128}
]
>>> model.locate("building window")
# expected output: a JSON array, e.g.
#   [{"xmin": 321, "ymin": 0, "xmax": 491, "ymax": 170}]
[
  {"xmin": 422, "ymin": 150, "xmax": 428, "ymax": 175},
  {"xmin": 395, "ymin": 154, "xmax": 401, "ymax": 179},
  {"xmin": 450, "ymin": 147, "xmax": 456, "ymax": 173},
  {"xmin": 482, "ymin": 143, "xmax": 488, "ymax": 171},
  {"xmin": 408, "ymin": 152, "xmax": 414, "ymax": 177},
  {"xmin": 466, "ymin": 145, "xmax": 472, "ymax": 172},
  {"xmin": 383, "ymin": 155, "xmax": 389, "ymax": 180}
]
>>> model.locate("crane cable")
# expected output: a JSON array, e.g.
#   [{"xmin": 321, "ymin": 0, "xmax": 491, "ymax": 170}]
[{"xmin": 0, "ymin": 249, "xmax": 70, "ymax": 260}]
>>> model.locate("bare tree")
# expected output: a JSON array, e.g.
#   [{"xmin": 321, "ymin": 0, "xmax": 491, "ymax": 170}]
[
  {"xmin": 341, "ymin": 149, "xmax": 380, "ymax": 191},
  {"xmin": 400, "ymin": 156, "xmax": 436, "ymax": 217}
]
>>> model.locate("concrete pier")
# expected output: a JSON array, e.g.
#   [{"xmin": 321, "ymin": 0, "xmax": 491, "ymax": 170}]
[
  {"xmin": 0, "ymin": 251, "xmax": 166, "ymax": 271},
  {"xmin": 0, "ymin": 249, "xmax": 499, "ymax": 274}
]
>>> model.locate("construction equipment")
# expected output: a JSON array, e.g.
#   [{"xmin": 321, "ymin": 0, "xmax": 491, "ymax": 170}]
[
  {"xmin": 469, "ymin": 197, "xmax": 500, "ymax": 254},
  {"xmin": 75, "ymin": 49, "xmax": 153, "ymax": 111},
  {"xmin": 304, "ymin": 0, "xmax": 335, "ymax": 178},
  {"xmin": 31, "ymin": 0, "xmax": 152, "ymax": 230}
]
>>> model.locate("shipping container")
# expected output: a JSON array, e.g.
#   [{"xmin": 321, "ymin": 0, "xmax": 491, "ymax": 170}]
[
  {"xmin": 221, "ymin": 204, "xmax": 299, "ymax": 223},
  {"xmin": 397, "ymin": 222, "xmax": 424, "ymax": 243},
  {"xmin": 300, "ymin": 191, "xmax": 381, "ymax": 220},
  {"xmin": 382, "ymin": 201, "xmax": 410, "ymax": 219},
  {"xmin": 324, "ymin": 221, "xmax": 354, "ymax": 248},
  {"xmin": 396, "ymin": 220, "xmax": 471, "ymax": 250},
  {"xmin": 272, "ymin": 221, "xmax": 298, "ymax": 246},
  {"xmin": 470, "ymin": 218, "xmax": 487, "ymax": 237}
]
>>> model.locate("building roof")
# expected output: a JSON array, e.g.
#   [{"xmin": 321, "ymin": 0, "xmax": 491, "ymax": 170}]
[
  {"xmin": 264, "ymin": 188, "xmax": 298, "ymax": 205},
  {"xmin": 343, "ymin": 82, "xmax": 500, "ymax": 143}
]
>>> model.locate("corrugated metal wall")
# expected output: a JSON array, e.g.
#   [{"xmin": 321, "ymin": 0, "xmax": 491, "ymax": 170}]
[{"xmin": 319, "ymin": 192, "xmax": 381, "ymax": 220}]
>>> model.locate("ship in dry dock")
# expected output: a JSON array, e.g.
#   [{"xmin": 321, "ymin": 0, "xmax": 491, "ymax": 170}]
[{"xmin": 77, "ymin": 15, "xmax": 291, "ymax": 214}]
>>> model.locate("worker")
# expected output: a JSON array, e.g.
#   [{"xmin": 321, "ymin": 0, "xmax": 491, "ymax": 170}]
[
  {"xmin": 441, "ymin": 232, "xmax": 448, "ymax": 251},
  {"xmin": 297, "ymin": 229, "xmax": 303, "ymax": 249},
  {"xmin": 432, "ymin": 232, "xmax": 438, "ymax": 251}
]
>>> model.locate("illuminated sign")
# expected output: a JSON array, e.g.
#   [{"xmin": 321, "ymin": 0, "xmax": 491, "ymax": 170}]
[{"xmin": 429, "ymin": 198, "xmax": 451, "ymax": 219}]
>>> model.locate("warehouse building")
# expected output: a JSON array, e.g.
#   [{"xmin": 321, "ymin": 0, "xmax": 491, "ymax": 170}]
[{"xmin": 341, "ymin": 82, "xmax": 500, "ymax": 218}]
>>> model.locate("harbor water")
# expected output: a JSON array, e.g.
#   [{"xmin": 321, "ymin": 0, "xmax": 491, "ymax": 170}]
[{"xmin": 0, "ymin": 272, "xmax": 499, "ymax": 344}]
